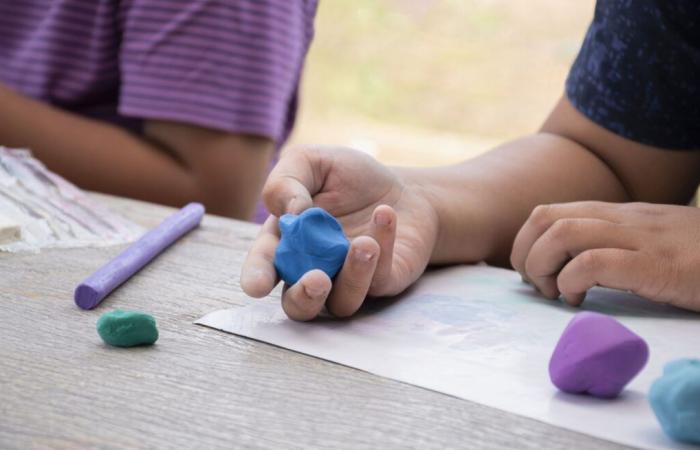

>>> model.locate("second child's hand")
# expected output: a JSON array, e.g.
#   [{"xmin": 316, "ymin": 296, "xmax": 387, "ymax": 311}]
[
  {"xmin": 511, "ymin": 201, "xmax": 700, "ymax": 312},
  {"xmin": 240, "ymin": 147, "xmax": 441, "ymax": 321}
]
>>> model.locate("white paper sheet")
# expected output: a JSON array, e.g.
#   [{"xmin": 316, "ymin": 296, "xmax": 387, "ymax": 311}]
[{"xmin": 197, "ymin": 265, "xmax": 700, "ymax": 449}]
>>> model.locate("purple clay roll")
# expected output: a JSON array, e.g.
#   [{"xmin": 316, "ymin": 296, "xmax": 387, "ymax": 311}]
[{"xmin": 74, "ymin": 203, "xmax": 205, "ymax": 310}]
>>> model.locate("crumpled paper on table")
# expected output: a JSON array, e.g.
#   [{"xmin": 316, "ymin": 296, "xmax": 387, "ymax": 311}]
[{"xmin": 0, "ymin": 147, "xmax": 143, "ymax": 252}]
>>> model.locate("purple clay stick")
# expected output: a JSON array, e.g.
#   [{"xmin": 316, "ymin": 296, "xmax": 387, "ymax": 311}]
[{"xmin": 74, "ymin": 203, "xmax": 205, "ymax": 310}]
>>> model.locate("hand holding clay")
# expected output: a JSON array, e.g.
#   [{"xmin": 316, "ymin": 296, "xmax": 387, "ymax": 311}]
[
  {"xmin": 274, "ymin": 207, "xmax": 350, "ymax": 284},
  {"xmin": 241, "ymin": 147, "xmax": 440, "ymax": 320}
]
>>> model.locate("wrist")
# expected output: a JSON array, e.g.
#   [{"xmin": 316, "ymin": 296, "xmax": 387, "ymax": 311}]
[
  {"xmin": 401, "ymin": 165, "xmax": 497, "ymax": 264},
  {"xmin": 396, "ymin": 165, "xmax": 495, "ymax": 265}
]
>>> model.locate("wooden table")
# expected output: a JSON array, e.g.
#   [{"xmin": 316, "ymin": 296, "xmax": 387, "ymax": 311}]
[{"xmin": 0, "ymin": 194, "xmax": 630, "ymax": 449}]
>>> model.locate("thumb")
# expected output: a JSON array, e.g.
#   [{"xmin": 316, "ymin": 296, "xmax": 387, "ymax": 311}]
[{"xmin": 262, "ymin": 147, "xmax": 320, "ymax": 216}]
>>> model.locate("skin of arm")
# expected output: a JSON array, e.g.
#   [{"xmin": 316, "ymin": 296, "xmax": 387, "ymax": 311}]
[
  {"xmin": 424, "ymin": 96, "xmax": 700, "ymax": 266},
  {"xmin": 0, "ymin": 83, "xmax": 273, "ymax": 219},
  {"xmin": 242, "ymin": 94, "xmax": 700, "ymax": 319}
]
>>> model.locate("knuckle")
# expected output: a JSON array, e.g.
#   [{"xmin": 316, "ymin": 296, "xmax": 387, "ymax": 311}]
[
  {"xmin": 528, "ymin": 203, "xmax": 568, "ymax": 234},
  {"xmin": 547, "ymin": 218, "xmax": 577, "ymax": 242},
  {"xmin": 529, "ymin": 204, "xmax": 553, "ymax": 229},
  {"xmin": 353, "ymin": 238, "xmax": 381, "ymax": 257},
  {"xmin": 576, "ymin": 250, "xmax": 601, "ymax": 273},
  {"xmin": 300, "ymin": 146, "xmax": 328, "ymax": 170},
  {"xmin": 261, "ymin": 177, "xmax": 284, "ymax": 204}
]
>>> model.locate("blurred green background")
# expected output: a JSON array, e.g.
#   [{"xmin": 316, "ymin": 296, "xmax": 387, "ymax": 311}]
[{"xmin": 292, "ymin": 0, "xmax": 595, "ymax": 166}]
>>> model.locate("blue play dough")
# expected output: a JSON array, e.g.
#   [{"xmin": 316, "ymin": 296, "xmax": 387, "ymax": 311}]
[
  {"xmin": 649, "ymin": 358, "xmax": 700, "ymax": 444},
  {"xmin": 274, "ymin": 207, "xmax": 350, "ymax": 285}
]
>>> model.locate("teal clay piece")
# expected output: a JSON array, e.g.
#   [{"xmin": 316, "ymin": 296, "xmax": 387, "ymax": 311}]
[
  {"xmin": 649, "ymin": 359, "xmax": 700, "ymax": 444},
  {"xmin": 97, "ymin": 310, "xmax": 159, "ymax": 347}
]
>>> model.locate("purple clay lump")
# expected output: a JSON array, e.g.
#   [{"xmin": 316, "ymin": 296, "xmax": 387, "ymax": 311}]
[
  {"xmin": 549, "ymin": 311, "xmax": 649, "ymax": 398},
  {"xmin": 274, "ymin": 207, "xmax": 350, "ymax": 285}
]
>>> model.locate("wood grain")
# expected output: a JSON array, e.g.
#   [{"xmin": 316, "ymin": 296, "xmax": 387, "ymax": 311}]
[{"xmin": 0, "ymin": 194, "xmax": 630, "ymax": 449}]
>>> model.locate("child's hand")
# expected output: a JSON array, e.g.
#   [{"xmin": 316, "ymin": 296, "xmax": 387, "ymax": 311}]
[
  {"xmin": 511, "ymin": 201, "xmax": 700, "ymax": 312},
  {"xmin": 240, "ymin": 147, "xmax": 440, "ymax": 320}
]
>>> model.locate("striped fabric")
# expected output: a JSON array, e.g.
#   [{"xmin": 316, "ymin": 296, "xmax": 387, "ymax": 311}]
[{"xmin": 0, "ymin": 0, "xmax": 318, "ymax": 143}]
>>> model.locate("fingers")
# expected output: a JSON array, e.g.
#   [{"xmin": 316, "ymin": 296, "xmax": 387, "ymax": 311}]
[
  {"xmin": 524, "ymin": 218, "xmax": 638, "ymax": 298},
  {"xmin": 511, "ymin": 202, "xmax": 626, "ymax": 275},
  {"xmin": 279, "ymin": 205, "xmax": 392, "ymax": 319},
  {"xmin": 291, "ymin": 205, "xmax": 395, "ymax": 318},
  {"xmin": 281, "ymin": 269, "xmax": 332, "ymax": 321},
  {"xmin": 326, "ymin": 236, "xmax": 380, "ymax": 317},
  {"xmin": 368, "ymin": 205, "xmax": 397, "ymax": 295},
  {"xmin": 262, "ymin": 148, "xmax": 319, "ymax": 216},
  {"xmin": 280, "ymin": 237, "xmax": 380, "ymax": 321},
  {"xmin": 556, "ymin": 248, "xmax": 645, "ymax": 306},
  {"xmin": 240, "ymin": 216, "xmax": 281, "ymax": 298}
]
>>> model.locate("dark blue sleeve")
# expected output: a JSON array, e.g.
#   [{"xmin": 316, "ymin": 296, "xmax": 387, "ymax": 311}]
[{"xmin": 566, "ymin": 1, "xmax": 700, "ymax": 150}]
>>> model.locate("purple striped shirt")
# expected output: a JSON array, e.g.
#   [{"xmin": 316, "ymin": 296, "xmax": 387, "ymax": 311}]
[{"xmin": 0, "ymin": 0, "xmax": 317, "ymax": 147}]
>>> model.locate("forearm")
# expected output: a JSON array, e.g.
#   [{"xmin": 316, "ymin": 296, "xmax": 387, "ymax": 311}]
[
  {"xmin": 0, "ymin": 84, "xmax": 198, "ymax": 206},
  {"xmin": 411, "ymin": 132, "xmax": 630, "ymax": 266},
  {"xmin": 144, "ymin": 121, "xmax": 273, "ymax": 219},
  {"xmin": 0, "ymin": 85, "xmax": 273, "ymax": 219}
]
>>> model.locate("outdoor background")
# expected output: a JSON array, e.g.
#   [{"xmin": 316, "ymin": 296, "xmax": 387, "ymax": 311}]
[{"xmin": 292, "ymin": 0, "xmax": 596, "ymax": 166}]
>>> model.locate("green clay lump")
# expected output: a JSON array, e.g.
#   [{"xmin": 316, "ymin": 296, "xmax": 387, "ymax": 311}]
[{"xmin": 97, "ymin": 310, "xmax": 159, "ymax": 347}]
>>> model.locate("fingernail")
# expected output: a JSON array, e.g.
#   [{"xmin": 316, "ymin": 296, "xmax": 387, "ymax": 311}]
[
  {"xmin": 287, "ymin": 196, "xmax": 299, "ymax": 214},
  {"xmin": 374, "ymin": 212, "xmax": 391, "ymax": 226},
  {"xmin": 353, "ymin": 249, "xmax": 375, "ymax": 262},
  {"xmin": 304, "ymin": 285, "xmax": 327, "ymax": 299}
]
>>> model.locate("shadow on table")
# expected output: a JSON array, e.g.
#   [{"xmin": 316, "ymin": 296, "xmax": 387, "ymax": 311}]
[{"xmin": 512, "ymin": 285, "xmax": 700, "ymax": 321}]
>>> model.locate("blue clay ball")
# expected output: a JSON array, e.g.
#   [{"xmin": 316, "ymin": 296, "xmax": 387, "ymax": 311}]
[
  {"xmin": 649, "ymin": 358, "xmax": 700, "ymax": 444},
  {"xmin": 274, "ymin": 207, "xmax": 350, "ymax": 285}
]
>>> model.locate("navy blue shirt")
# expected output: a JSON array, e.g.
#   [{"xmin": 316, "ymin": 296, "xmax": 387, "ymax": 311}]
[{"xmin": 566, "ymin": 1, "xmax": 700, "ymax": 150}]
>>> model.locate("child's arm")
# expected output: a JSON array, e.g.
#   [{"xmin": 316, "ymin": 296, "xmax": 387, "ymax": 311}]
[
  {"xmin": 0, "ymin": 83, "xmax": 272, "ymax": 219},
  {"xmin": 242, "ymin": 96, "xmax": 700, "ymax": 319},
  {"xmin": 426, "ymin": 96, "xmax": 700, "ymax": 266}
]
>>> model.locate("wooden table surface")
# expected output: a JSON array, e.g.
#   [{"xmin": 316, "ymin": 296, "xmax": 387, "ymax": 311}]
[{"xmin": 0, "ymin": 194, "xmax": 631, "ymax": 449}]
